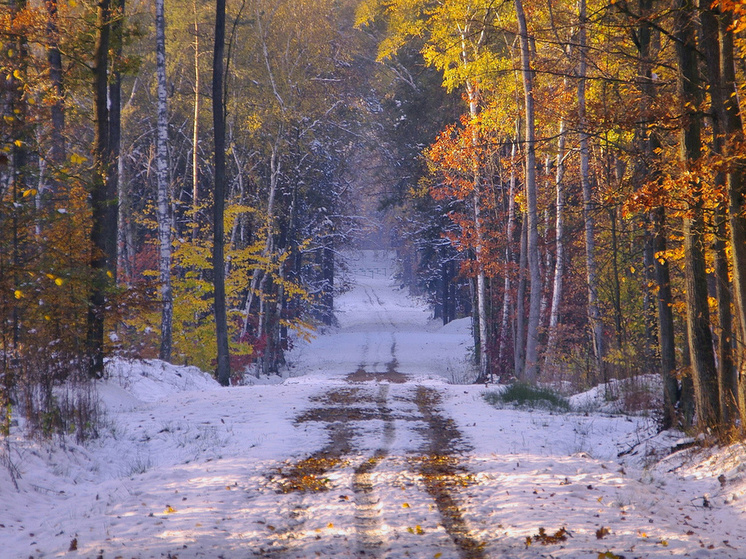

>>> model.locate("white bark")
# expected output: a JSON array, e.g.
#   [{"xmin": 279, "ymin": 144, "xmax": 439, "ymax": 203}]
[
  {"xmin": 545, "ymin": 118, "xmax": 567, "ymax": 365},
  {"xmin": 457, "ymin": 17, "xmax": 489, "ymax": 380},
  {"xmin": 515, "ymin": 0, "xmax": 541, "ymax": 381},
  {"xmin": 156, "ymin": 0, "xmax": 172, "ymax": 361},
  {"xmin": 578, "ymin": 0, "xmax": 604, "ymax": 375},
  {"xmin": 191, "ymin": 0, "xmax": 200, "ymax": 240},
  {"xmin": 498, "ymin": 138, "xmax": 518, "ymax": 370}
]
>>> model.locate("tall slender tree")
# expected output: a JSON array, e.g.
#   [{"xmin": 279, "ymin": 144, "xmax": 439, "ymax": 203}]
[
  {"xmin": 578, "ymin": 0, "xmax": 604, "ymax": 380},
  {"xmin": 514, "ymin": 0, "xmax": 541, "ymax": 381},
  {"xmin": 156, "ymin": 0, "xmax": 173, "ymax": 361},
  {"xmin": 213, "ymin": 0, "xmax": 230, "ymax": 386},
  {"xmin": 675, "ymin": 0, "xmax": 720, "ymax": 428},
  {"xmin": 87, "ymin": 0, "xmax": 113, "ymax": 378}
]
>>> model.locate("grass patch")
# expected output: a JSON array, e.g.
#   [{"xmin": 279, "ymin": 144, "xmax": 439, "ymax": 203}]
[{"xmin": 484, "ymin": 383, "xmax": 570, "ymax": 412}]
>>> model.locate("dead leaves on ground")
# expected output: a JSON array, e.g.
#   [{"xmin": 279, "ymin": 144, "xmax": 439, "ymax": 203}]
[
  {"xmin": 525, "ymin": 527, "xmax": 570, "ymax": 547},
  {"xmin": 596, "ymin": 526, "xmax": 611, "ymax": 539},
  {"xmin": 276, "ymin": 455, "xmax": 344, "ymax": 493}
]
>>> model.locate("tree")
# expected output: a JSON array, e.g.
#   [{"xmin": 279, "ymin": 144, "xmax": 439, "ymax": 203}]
[
  {"xmin": 87, "ymin": 0, "xmax": 114, "ymax": 379},
  {"xmin": 675, "ymin": 0, "xmax": 720, "ymax": 428},
  {"xmin": 514, "ymin": 0, "xmax": 541, "ymax": 381},
  {"xmin": 213, "ymin": 0, "xmax": 230, "ymax": 386},
  {"xmin": 155, "ymin": 0, "xmax": 173, "ymax": 361},
  {"xmin": 577, "ymin": 0, "xmax": 604, "ymax": 380}
]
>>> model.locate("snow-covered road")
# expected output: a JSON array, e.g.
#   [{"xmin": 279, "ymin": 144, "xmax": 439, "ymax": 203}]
[{"xmin": 2, "ymin": 250, "xmax": 746, "ymax": 558}]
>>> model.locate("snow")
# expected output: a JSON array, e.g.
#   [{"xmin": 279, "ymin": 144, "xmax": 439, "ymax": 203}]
[{"xmin": 1, "ymin": 249, "xmax": 745, "ymax": 558}]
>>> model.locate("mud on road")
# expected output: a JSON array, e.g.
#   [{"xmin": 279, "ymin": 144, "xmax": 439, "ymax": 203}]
[{"xmin": 258, "ymin": 367, "xmax": 485, "ymax": 558}]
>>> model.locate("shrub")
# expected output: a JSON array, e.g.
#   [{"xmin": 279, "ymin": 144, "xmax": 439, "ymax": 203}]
[{"xmin": 484, "ymin": 383, "xmax": 570, "ymax": 412}]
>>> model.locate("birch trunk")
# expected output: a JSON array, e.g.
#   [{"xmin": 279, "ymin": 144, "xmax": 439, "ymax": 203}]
[
  {"xmin": 498, "ymin": 138, "xmax": 518, "ymax": 371},
  {"xmin": 545, "ymin": 118, "xmax": 567, "ymax": 365},
  {"xmin": 514, "ymin": 0, "xmax": 541, "ymax": 381},
  {"xmin": 578, "ymin": 0, "xmax": 604, "ymax": 380},
  {"xmin": 469, "ymin": 82, "xmax": 489, "ymax": 382},
  {"xmin": 155, "ymin": 0, "xmax": 173, "ymax": 361},
  {"xmin": 192, "ymin": 0, "xmax": 200, "ymax": 240}
]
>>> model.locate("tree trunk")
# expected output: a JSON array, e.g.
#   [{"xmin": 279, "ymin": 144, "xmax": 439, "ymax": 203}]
[
  {"xmin": 46, "ymin": 0, "xmax": 65, "ymax": 168},
  {"xmin": 86, "ymin": 0, "xmax": 112, "ymax": 378},
  {"xmin": 718, "ymin": 8, "xmax": 746, "ymax": 424},
  {"xmin": 675, "ymin": 0, "xmax": 720, "ymax": 428},
  {"xmin": 514, "ymin": 215, "xmax": 527, "ymax": 379},
  {"xmin": 498, "ymin": 138, "xmax": 518, "ymax": 372},
  {"xmin": 578, "ymin": 0, "xmax": 604, "ymax": 381},
  {"xmin": 213, "ymin": 0, "xmax": 230, "ymax": 386},
  {"xmin": 545, "ymin": 118, "xmax": 566, "ymax": 366},
  {"xmin": 322, "ymin": 245, "xmax": 335, "ymax": 326},
  {"xmin": 192, "ymin": 0, "xmax": 200, "ymax": 240},
  {"xmin": 107, "ymin": 0, "xmax": 123, "ymax": 285},
  {"xmin": 700, "ymin": 3, "xmax": 737, "ymax": 424},
  {"xmin": 514, "ymin": 0, "xmax": 541, "ymax": 382},
  {"xmin": 156, "ymin": 0, "xmax": 173, "ymax": 362}
]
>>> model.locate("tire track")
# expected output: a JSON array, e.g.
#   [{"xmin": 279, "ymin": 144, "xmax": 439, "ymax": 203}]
[
  {"xmin": 411, "ymin": 385, "xmax": 486, "ymax": 559},
  {"xmin": 351, "ymin": 383, "xmax": 396, "ymax": 557}
]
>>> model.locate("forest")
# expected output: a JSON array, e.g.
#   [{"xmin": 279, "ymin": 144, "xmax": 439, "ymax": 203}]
[{"xmin": 3, "ymin": 0, "xmax": 746, "ymax": 442}]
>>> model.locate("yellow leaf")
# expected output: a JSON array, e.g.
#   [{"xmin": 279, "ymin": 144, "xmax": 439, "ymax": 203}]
[
  {"xmin": 435, "ymin": 554, "xmax": 442, "ymax": 558},
  {"xmin": 164, "ymin": 505, "xmax": 176, "ymax": 514},
  {"xmin": 327, "ymin": 523, "xmax": 334, "ymax": 528},
  {"xmin": 69, "ymin": 0, "xmax": 77, "ymax": 6},
  {"xmin": 402, "ymin": 502, "xmax": 410, "ymax": 508},
  {"xmin": 106, "ymin": 270, "xmax": 114, "ymax": 278},
  {"xmin": 55, "ymin": 278, "xmax": 64, "ymax": 286},
  {"xmin": 659, "ymin": 540, "xmax": 668, "ymax": 546},
  {"xmin": 14, "ymin": 290, "xmax": 22, "ymax": 299},
  {"xmin": 13, "ymin": 69, "xmax": 22, "ymax": 80},
  {"xmin": 22, "ymin": 188, "xmax": 37, "ymax": 198},
  {"xmin": 70, "ymin": 152, "xmax": 87, "ymax": 165},
  {"xmin": 14, "ymin": 140, "xmax": 23, "ymax": 148},
  {"xmin": 44, "ymin": 315, "xmax": 51, "ymax": 321},
  {"xmin": 46, "ymin": 273, "xmax": 55, "ymax": 280},
  {"xmin": 415, "ymin": 525, "xmax": 424, "ymax": 534}
]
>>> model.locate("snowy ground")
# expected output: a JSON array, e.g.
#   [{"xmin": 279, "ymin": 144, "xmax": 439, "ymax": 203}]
[{"xmin": 2, "ymin": 249, "xmax": 746, "ymax": 558}]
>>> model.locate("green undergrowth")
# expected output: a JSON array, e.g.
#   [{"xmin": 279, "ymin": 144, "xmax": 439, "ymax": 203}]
[{"xmin": 484, "ymin": 383, "xmax": 571, "ymax": 413}]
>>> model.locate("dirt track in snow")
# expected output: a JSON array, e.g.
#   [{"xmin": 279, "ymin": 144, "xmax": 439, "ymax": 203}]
[{"xmin": 265, "ymin": 363, "xmax": 486, "ymax": 558}]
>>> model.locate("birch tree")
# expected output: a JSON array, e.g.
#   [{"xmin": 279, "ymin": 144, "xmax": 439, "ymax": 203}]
[
  {"xmin": 514, "ymin": 0, "xmax": 541, "ymax": 381},
  {"xmin": 578, "ymin": 0, "xmax": 604, "ymax": 379},
  {"xmin": 155, "ymin": 0, "xmax": 173, "ymax": 361}
]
